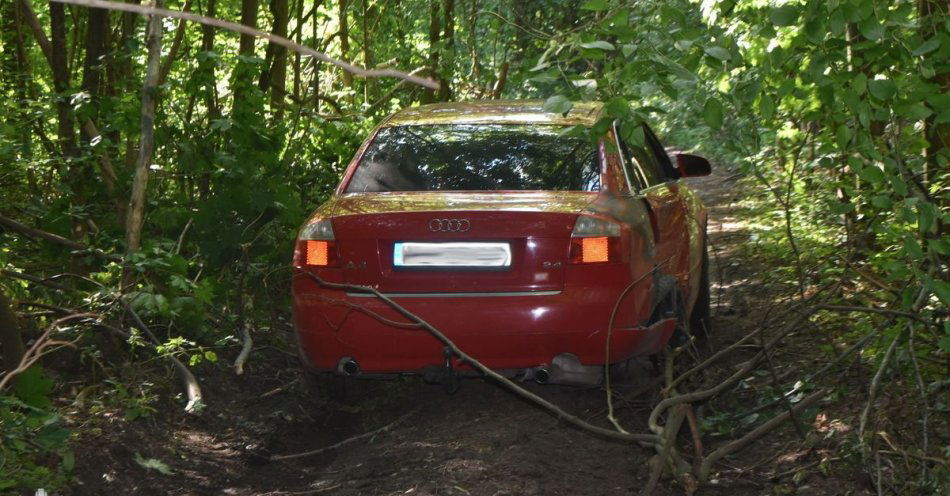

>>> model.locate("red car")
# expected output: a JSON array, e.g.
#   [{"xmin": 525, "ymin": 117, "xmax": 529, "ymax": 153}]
[{"xmin": 292, "ymin": 100, "xmax": 711, "ymax": 386}]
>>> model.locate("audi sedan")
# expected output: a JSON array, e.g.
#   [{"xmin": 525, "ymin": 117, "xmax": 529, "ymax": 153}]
[{"xmin": 292, "ymin": 100, "xmax": 711, "ymax": 386}]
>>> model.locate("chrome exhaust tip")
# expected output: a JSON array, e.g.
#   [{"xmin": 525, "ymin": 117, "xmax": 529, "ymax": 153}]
[
  {"xmin": 534, "ymin": 367, "xmax": 550, "ymax": 384},
  {"xmin": 338, "ymin": 357, "xmax": 360, "ymax": 376}
]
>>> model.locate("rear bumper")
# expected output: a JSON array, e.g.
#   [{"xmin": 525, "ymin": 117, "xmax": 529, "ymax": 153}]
[{"xmin": 292, "ymin": 271, "xmax": 675, "ymax": 374}]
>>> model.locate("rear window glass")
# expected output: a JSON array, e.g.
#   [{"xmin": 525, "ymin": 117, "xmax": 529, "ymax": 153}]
[{"xmin": 344, "ymin": 124, "xmax": 600, "ymax": 193}]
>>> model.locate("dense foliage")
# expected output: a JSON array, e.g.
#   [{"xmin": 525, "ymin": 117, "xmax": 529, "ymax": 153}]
[{"xmin": 0, "ymin": 0, "xmax": 946, "ymax": 491}]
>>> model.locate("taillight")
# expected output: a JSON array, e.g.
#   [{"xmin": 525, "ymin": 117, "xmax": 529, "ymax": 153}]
[
  {"xmin": 569, "ymin": 215, "xmax": 621, "ymax": 264},
  {"xmin": 293, "ymin": 219, "xmax": 339, "ymax": 267}
]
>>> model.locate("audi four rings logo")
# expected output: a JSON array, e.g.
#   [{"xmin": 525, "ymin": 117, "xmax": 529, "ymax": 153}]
[{"xmin": 428, "ymin": 218, "xmax": 471, "ymax": 232}]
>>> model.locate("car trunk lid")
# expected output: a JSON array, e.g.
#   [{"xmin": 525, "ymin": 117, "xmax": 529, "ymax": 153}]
[{"xmin": 329, "ymin": 191, "xmax": 595, "ymax": 293}]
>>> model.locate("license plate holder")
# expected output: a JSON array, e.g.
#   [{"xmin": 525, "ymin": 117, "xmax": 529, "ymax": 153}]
[{"xmin": 393, "ymin": 242, "xmax": 512, "ymax": 270}]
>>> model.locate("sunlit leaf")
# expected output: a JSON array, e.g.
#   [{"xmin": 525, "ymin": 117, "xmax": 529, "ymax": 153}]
[
  {"xmin": 580, "ymin": 40, "xmax": 615, "ymax": 51},
  {"xmin": 543, "ymin": 95, "xmax": 573, "ymax": 115},
  {"xmin": 704, "ymin": 46, "xmax": 731, "ymax": 61}
]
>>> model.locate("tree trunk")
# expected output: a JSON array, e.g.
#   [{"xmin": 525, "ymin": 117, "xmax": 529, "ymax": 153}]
[
  {"xmin": 919, "ymin": 0, "xmax": 949, "ymax": 191},
  {"xmin": 270, "ymin": 0, "xmax": 289, "ymax": 118},
  {"xmin": 292, "ymin": 0, "xmax": 303, "ymax": 99},
  {"xmin": 0, "ymin": 291, "xmax": 26, "ymax": 375},
  {"xmin": 439, "ymin": 0, "xmax": 454, "ymax": 101},
  {"xmin": 421, "ymin": 1, "xmax": 441, "ymax": 103},
  {"xmin": 122, "ymin": 0, "xmax": 165, "ymax": 288},
  {"xmin": 339, "ymin": 0, "xmax": 352, "ymax": 89},
  {"xmin": 361, "ymin": 0, "xmax": 376, "ymax": 103},
  {"xmin": 235, "ymin": 0, "xmax": 259, "ymax": 103}
]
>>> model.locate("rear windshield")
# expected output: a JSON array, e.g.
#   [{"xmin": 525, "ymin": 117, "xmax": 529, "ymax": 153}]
[{"xmin": 344, "ymin": 124, "xmax": 601, "ymax": 193}]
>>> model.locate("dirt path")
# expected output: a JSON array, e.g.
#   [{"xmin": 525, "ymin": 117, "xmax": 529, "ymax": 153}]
[{"xmin": 71, "ymin": 166, "xmax": 788, "ymax": 496}]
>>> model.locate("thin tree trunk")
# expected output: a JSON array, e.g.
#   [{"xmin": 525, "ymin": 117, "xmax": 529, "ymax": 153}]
[
  {"xmin": 292, "ymin": 0, "xmax": 303, "ymax": 99},
  {"xmin": 421, "ymin": 1, "xmax": 440, "ymax": 103},
  {"xmin": 0, "ymin": 291, "xmax": 26, "ymax": 376},
  {"xmin": 439, "ymin": 0, "xmax": 454, "ymax": 101},
  {"xmin": 270, "ymin": 0, "xmax": 289, "ymax": 118},
  {"xmin": 235, "ymin": 0, "xmax": 259, "ymax": 103},
  {"xmin": 157, "ymin": 0, "xmax": 193, "ymax": 86},
  {"xmin": 339, "ymin": 0, "xmax": 352, "ymax": 89},
  {"xmin": 122, "ymin": 0, "xmax": 165, "ymax": 288}
]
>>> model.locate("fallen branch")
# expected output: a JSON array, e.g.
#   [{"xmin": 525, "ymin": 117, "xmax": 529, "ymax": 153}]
[
  {"xmin": 302, "ymin": 271, "xmax": 659, "ymax": 445},
  {"xmin": 270, "ymin": 409, "xmax": 418, "ymax": 461},
  {"xmin": 0, "ymin": 213, "xmax": 121, "ymax": 261},
  {"xmin": 698, "ymin": 390, "xmax": 825, "ymax": 479},
  {"xmin": 49, "ymin": 0, "xmax": 439, "ymax": 90}
]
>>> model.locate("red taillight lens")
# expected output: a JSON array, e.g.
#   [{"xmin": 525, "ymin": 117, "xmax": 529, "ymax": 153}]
[
  {"xmin": 569, "ymin": 236, "xmax": 620, "ymax": 264},
  {"xmin": 294, "ymin": 240, "xmax": 338, "ymax": 267}
]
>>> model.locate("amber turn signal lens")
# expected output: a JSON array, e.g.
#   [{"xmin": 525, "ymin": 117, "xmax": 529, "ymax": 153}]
[
  {"xmin": 306, "ymin": 240, "xmax": 330, "ymax": 266},
  {"xmin": 581, "ymin": 236, "xmax": 609, "ymax": 263}
]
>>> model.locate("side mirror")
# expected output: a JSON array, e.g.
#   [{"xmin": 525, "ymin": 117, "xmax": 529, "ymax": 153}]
[{"xmin": 675, "ymin": 153, "xmax": 711, "ymax": 177}]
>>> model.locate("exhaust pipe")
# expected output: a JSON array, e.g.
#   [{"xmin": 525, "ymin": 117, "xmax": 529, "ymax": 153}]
[
  {"xmin": 534, "ymin": 367, "xmax": 550, "ymax": 384},
  {"xmin": 338, "ymin": 357, "xmax": 360, "ymax": 376}
]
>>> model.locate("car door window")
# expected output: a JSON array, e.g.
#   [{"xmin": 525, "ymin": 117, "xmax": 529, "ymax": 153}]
[
  {"xmin": 643, "ymin": 125, "xmax": 679, "ymax": 180},
  {"xmin": 615, "ymin": 123, "xmax": 663, "ymax": 188},
  {"xmin": 611, "ymin": 125, "xmax": 645, "ymax": 191}
]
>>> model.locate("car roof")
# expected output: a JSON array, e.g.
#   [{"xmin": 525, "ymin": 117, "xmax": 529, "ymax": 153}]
[{"xmin": 382, "ymin": 100, "xmax": 604, "ymax": 127}]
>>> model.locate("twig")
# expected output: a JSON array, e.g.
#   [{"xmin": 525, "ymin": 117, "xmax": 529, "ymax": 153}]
[
  {"xmin": 234, "ymin": 321, "xmax": 253, "ymax": 375},
  {"xmin": 0, "ymin": 313, "xmax": 96, "ymax": 390},
  {"xmin": 605, "ymin": 258, "xmax": 671, "ymax": 434},
  {"xmin": 124, "ymin": 302, "xmax": 204, "ymax": 414},
  {"xmin": 175, "ymin": 218, "xmax": 193, "ymax": 255},
  {"xmin": 49, "ymin": 0, "xmax": 439, "ymax": 89},
  {"xmin": 858, "ymin": 329, "xmax": 902, "ymax": 452},
  {"xmin": 270, "ymin": 409, "xmax": 418, "ymax": 461},
  {"xmin": 907, "ymin": 324, "xmax": 929, "ymax": 456}
]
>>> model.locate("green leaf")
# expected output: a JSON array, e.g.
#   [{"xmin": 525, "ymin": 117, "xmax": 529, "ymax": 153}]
[
  {"xmin": 903, "ymin": 235, "xmax": 924, "ymax": 260},
  {"xmin": 857, "ymin": 17, "xmax": 884, "ymax": 41},
  {"xmin": 895, "ymin": 103, "xmax": 932, "ymax": 120},
  {"xmin": 703, "ymin": 98, "xmax": 724, "ymax": 129},
  {"xmin": 759, "ymin": 94, "xmax": 775, "ymax": 121},
  {"xmin": 770, "ymin": 5, "xmax": 799, "ymax": 27},
  {"xmin": 134, "ymin": 453, "xmax": 175, "ymax": 475},
  {"xmin": 14, "ymin": 366, "xmax": 54, "ymax": 408},
  {"xmin": 912, "ymin": 38, "xmax": 941, "ymax": 56},
  {"xmin": 704, "ymin": 46, "xmax": 731, "ymax": 61},
  {"xmin": 852, "ymin": 73, "xmax": 867, "ymax": 94},
  {"xmin": 622, "ymin": 125, "xmax": 645, "ymax": 146},
  {"xmin": 857, "ymin": 164, "xmax": 885, "ymax": 184},
  {"xmin": 868, "ymin": 79, "xmax": 897, "ymax": 101},
  {"xmin": 542, "ymin": 95, "xmax": 573, "ymax": 115},
  {"xmin": 581, "ymin": 0, "xmax": 608, "ymax": 11},
  {"xmin": 917, "ymin": 202, "xmax": 937, "ymax": 233},
  {"xmin": 930, "ymin": 279, "xmax": 950, "ymax": 306},
  {"xmin": 580, "ymin": 40, "xmax": 615, "ymax": 51},
  {"xmin": 871, "ymin": 195, "xmax": 892, "ymax": 209},
  {"xmin": 674, "ymin": 40, "xmax": 693, "ymax": 51},
  {"xmin": 836, "ymin": 124, "xmax": 852, "ymax": 150}
]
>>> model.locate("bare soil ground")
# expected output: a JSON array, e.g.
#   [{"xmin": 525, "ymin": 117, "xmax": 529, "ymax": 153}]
[{"xmin": 63, "ymin": 167, "xmax": 869, "ymax": 495}]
